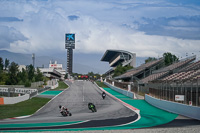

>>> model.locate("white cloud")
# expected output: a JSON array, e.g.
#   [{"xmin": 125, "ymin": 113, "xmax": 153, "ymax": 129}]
[{"xmin": 0, "ymin": 0, "xmax": 200, "ymax": 58}]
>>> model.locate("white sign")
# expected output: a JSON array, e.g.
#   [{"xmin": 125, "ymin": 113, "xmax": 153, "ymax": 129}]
[
  {"xmin": 0, "ymin": 88, "xmax": 8, "ymax": 92},
  {"xmin": 49, "ymin": 64, "xmax": 62, "ymax": 69},
  {"xmin": 128, "ymin": 85, "xmax": 131, "ymax": 92},
  {"xmin": 175, "ymin": 95, "xmax": 184, "ymax": 101},
  {"xmin": 15, "ymin": 88, "xmax": 37, "ymax": 94}
]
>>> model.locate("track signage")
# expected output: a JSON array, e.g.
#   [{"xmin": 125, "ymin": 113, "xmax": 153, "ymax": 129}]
[
  {"xmin": 175, "ymin": 95, "xmax": 184, "ymax": 101},
  {"xmin": 65, "ymin": 33, "xmax": 75, "ymax": 49}
]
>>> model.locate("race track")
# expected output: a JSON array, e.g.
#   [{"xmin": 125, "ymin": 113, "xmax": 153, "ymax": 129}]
[{"xmin": 0, "ymin": 80, "xmax": 138, "ymax": 131}]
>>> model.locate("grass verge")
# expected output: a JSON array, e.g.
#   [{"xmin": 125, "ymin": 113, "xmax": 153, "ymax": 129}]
[
  {"xmin": 0, "ymin": 97, "xmax": 50, "ymax": 119},
  {"xmin": 53, "ymin": 81, "xmax": 68, "ymax": 90},
  {"xmin": 95, "ymin": 81, "xmax": 109, "ymax": 88}
]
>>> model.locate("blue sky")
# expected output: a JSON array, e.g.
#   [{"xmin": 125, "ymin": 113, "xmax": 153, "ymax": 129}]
[{"xmin": 0, "ymin": 0, "xmax": 200, "ymax": 73}]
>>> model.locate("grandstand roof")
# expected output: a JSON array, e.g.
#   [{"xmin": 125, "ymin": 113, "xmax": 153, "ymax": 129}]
[{"xmin": 101, "ymin": 49, "xmax": 136, "ymax": 67}]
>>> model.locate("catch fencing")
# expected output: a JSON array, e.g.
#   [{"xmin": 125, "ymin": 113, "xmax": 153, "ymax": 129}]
[
  {"xmin": 148, "ymin": 79, "xmax": 200, "ymax": 107},
  {"xmin": 106, "ymin": 78, "xmax": 147, "ymax": 97}
]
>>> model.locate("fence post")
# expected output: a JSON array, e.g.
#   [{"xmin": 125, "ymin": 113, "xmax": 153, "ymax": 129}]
[
  {"xmin": 173, "ymin": 83, "xmax": 175, "ymax": 102},
  {"xmin": 112, "ymin": 81, "xmax": 114, "ymax": 86},
  {"xmin": 191, "ymin": 84, "xmax": 193, "ymax": 106},
  {"xmin": 184, "ymin": 83, "xmax": 186, "ymax": 104},
  {"xmin": 196, "ymin": 80, "xmax": 198, "ymax": 106},
  {"xmin": 8, "ymin": 88, "xmax": 10, "ymax": 97}
]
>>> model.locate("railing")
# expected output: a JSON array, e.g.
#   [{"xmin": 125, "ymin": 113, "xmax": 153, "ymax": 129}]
[
  {"xmin": 106, "ymin": 78, "xmax": 130, "ymax": 90},
  {"xmin": 106, "ymin": 78, "xmax": 147, "ymax": 97},
  {"xmin": 148, "ymin": 79, "xmax": 200, "ymax": 107}
]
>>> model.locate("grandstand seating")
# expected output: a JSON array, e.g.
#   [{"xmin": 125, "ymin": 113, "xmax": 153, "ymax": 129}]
[
  {"xmin": 180, "ymin": 60, "xmax": 200, "ymax": 71},
  {"xmin": 161, "ymin": 69, "xmax": 200, "ymax": 82},
  {"xmin": 153, "ymin": 56, "xmax": 196, "ymax": 73},
  {"xmin": 141, "ymin": 71, "xmax": 168, "ymax": 84},
  {"xmin": 114, "ymin": 55, "xmax": 199, "ymax": 84},
  {"xmin": 139, "ymin": 56, "xmax": 196, "ymax": 84},
  {"xmin": 115, "ymin": 58, "xmax": 163, "ymax": 79}
]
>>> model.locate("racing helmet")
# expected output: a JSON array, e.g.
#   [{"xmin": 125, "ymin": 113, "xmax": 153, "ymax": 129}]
[{"xmin": 59, "ymin": 105, "xmax": 62, "ymax": 108}]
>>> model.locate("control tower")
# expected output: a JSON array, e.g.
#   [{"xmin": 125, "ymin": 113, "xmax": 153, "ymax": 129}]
[{"xmin": 65, "ymin": 33, "xmax": 75, "ymax": 76}]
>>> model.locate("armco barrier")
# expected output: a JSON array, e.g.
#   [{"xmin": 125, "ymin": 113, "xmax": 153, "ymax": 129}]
[
  {"xmin": 2, "ymin": 94, "xmax": 30, "ymax": 104},
  {"xmin": 104, "ymin": 82, "xmax": 134, "ymax": 99},
  {"xmin": 145, "ymin": 94, "xmax": 200, "ymax": 120}
]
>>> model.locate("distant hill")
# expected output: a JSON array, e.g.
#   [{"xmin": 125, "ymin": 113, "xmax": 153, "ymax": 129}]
[
  {"xmin": 0, "ymin": 50, "xmax": 147, "ymax": 74},
  {"xmin": 0, "ymin": 50, "xmax": 32, "ymax": 66},
  {"xmin": 0, "ymin": 50, "xmax": 106, "ymax": 74}
]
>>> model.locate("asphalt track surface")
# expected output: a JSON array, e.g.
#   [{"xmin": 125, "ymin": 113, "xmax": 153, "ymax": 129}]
[
  {"xmin": 0, "ymin": 80, "xmax": 138, "ymax": 131},
  {"xmin": 1, "ymin": 81, "xmax": 199, "ymax": 132}
]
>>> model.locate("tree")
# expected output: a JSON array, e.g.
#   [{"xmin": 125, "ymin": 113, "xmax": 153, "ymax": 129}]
[
  {"xmin": 26, "ymin": 64, "xmax": 35, "ymax": 81},
  {"xmin": 87, "ymin": 72, "xmax": 101, "ymax": 80},
  {"xmin": 0, "ymin": 72, "xmax": 9, "ymax": 85},
  {"xmin": 0, "ymin": 57, "xmax": 4, "ymax": 70},
  {"xmin": 4, "ymin": 58, "xmax": 9, "ymax": 70},
  {"xmin": 113, "ymin": 64, "xmax": 133, "ymax": 77},
  {"xmin": 145, "ymin": 57, "xmax": 157, "ymax": 64},
  {"xmin": 64, "ymin": 73, "xmax": 68, "ymax": 79},
  {"xmin": 17, "ymin": 68, "xmax": 28, "ymax": 84},
  {"xmin": 6, "ymin": 62, "xmax": 19, "ymax": 85},
  {"xmin": 163, "ymin": 52, "xmax": 179, "ymax": 66},
  {"xmin": 35, "ymin": 68, "xmax": 43, "ymax": 81}
]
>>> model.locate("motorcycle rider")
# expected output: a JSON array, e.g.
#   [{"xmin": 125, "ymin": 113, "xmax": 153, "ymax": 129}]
[
  {"xmin": 59, "ymin": 105, "xmax": 67, "ymax": 113},
  {"xmin": 102, "ymin": 92, "xmax": 106, "ymax": 99},
  {"xmin": 88, "ymin": 102, "xmax": 96, "ymax": 111}
]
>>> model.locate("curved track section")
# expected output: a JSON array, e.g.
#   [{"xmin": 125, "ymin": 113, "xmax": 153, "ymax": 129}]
[{"xmin": 0, "ymin": 81, "xmax": 138, "ymax": 131}]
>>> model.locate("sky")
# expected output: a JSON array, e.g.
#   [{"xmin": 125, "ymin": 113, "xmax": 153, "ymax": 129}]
[{"xmin": 0, "ymin": 0, "xmax": 200, "ymax": 73}]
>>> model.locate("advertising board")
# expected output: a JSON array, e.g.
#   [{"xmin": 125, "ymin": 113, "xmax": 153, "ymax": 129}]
[
  {"xmin": 65, "ymin": 33, "xmax": 75, "ymax": 49},
  {"xmin": 175, "ymin": 95, "xmax": 184, "ymax": 101}
]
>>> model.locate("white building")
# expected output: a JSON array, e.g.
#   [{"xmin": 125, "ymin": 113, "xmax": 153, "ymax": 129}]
[{"xmin": 39, "ymin": 61, "xmax": 66, "ymax": 80}]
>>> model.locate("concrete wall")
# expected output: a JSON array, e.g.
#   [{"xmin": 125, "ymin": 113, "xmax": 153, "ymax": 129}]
[
  {"xmin": 2, "ymin": 94, "xmax": 30, "ymax": 104},
  {"xmin": 145, "ymin": 94, "xmax": 200, "ymax": 120},
  {"xmin": 104, "ymin": 82, "xmax": 134, "ymax": 99}
]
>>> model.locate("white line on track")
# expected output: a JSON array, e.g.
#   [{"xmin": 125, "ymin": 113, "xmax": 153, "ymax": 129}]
[
  {"xmin": 82, "ymin": 85, "xmax": 85, "ymax": 102},
  {"xmin": 94, "ymin": 82, "xmax": 141, "ymax": 127}
]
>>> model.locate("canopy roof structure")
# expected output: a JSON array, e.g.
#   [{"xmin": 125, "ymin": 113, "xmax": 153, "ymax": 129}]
[{"xmin": 101, "ymin": 49, "xmax": 136, "ymax": 67}]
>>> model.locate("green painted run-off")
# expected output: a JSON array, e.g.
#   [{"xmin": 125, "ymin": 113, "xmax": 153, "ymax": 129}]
[
  {"xmin": 40, "ymin": 90, "xmax": 62, "ymax": 96},
  {"xmin": 1, "ymin": 87, "xmax": 178, "ymax": 132}
]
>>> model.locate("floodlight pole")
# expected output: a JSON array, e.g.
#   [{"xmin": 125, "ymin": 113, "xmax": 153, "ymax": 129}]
[{"xmin": 32, "ymin": 53, "xmax": 35, "ymax": 67}]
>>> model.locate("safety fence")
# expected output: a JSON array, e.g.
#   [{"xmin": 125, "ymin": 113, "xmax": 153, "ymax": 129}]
[
  {"xmin": 103, "ymin": 81, "xmax": 134, "ymax": 99},
  {"xmin": 148, "ymin": 79, "xmax": 200, "ymax": 107},
  {"xmin": 106, "ymin": 78, "xmax": 147, "ymax": 97},
  {"xmin": 31, "ymin": 81, "xmax": 44, "ymax": 88},
  {"xmin": 106, "ymin": 78, "xmax": 130, "ymax": 90}
]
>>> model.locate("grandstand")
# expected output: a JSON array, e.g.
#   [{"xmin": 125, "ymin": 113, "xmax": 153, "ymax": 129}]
[
  {"xmin": 104, "ymin": 53, "xmax": 200, "ymax": 106},
  {"xmin": 152, "ymin": 55, "xmax": 196, "ymax": 74},
  {"xmin": 101, "ymin": 49, "xmax": 136, "ymax": 78},
  {"xmin": 179, "ymin": 60, "xmax": 200, "ymax": 71},
  {"xmin": 147, "ymin": 56, "xmax": 200, "ymax": 106},
  {"xmin": 161, "ymin": 61, "xmax": 200, "ymax": 82},
  {"xmin": 114, "ymin": 58, "xmax": 164, "ymax": 81},
  {"xmin": 139, "ymin": 55, "xmax": 196, "ymax": 84},
  {"xmin": 140, "ymin": 71, "xmax": 168, "ymax": 84}
]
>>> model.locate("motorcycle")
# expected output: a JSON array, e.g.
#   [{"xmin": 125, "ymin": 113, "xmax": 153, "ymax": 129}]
[
  {"xmin": 102, "ymin": 92, "xmax": 106, "ymax": 99},
  {"xmin": 88, "ymin": 103, "xmax": 97, "ymax": 112},
  {"xmin": 60, "ymin": 109, "xmax": 72, "ymax": 117},
  {"xmin": 90, "ymin": 107, "xmax": 97, "ymax": 112}
]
